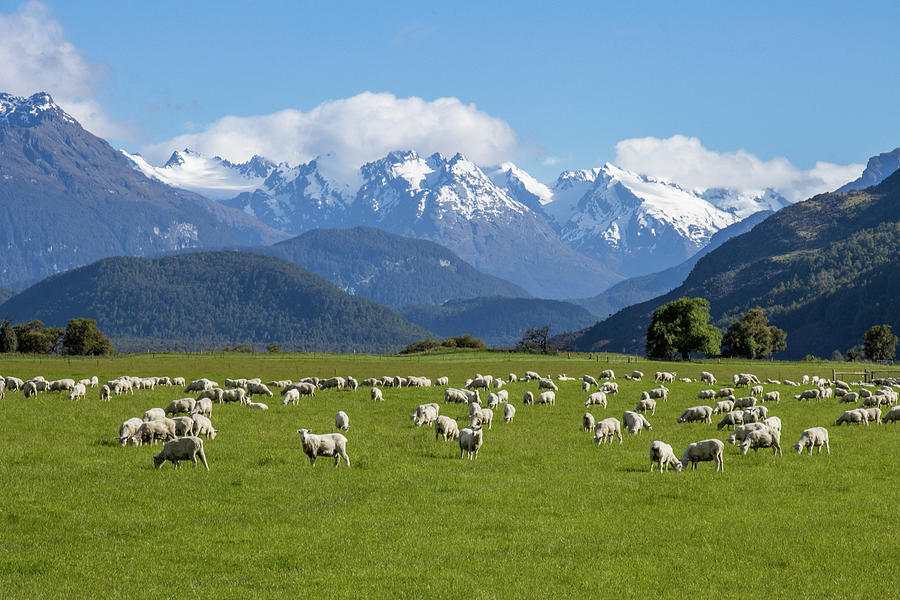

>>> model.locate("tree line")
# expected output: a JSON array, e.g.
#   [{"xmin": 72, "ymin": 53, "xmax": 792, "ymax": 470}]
[{"xmin": 0, "ymin": 318, "xmax": 113, "ymax": 355}]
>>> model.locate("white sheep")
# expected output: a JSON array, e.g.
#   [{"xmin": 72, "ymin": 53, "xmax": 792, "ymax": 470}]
[
  {"xmin": 622, "ymin": 411, "xmax": 652, "ymax": 435},
  {"xmin": 335, "ymin": 411, "xmax": 350, "ymax": 431},
  {"xmin": 538, "ymin": 378, "xmax": 559, "ymax": 392},
  {"xmin": 297, "ymin": 429, "xmax": 350, "ymax": 467},
  {"xmin": 750, "ymin": 385, "xmax": 764, "ymax": 397},
  {"xmin": 153, "ymin": 436, "xmax": 209, "ymax": 470},
  {"xmin": 763, "ymin": 416, "xmax": 782, "ymax": 435},
  {"xmin": 172, "ymin": 416, "xmax": 195, "ymax": 437},
  {"xmin": 676, "ymin": 406, "xmax": 713, "ymax": 424},
  {"xmin": 487, "ymin": 393, "xmax": 500, "ymax": 409},
  {"xmin": 600, "ymin": 382, "xmax": 618, "ymax": 394},
  {"xmin": 884, "ymin": 406, "xmax": 900, "ymax": 424},
  {"xmin": 535, "ymin": 391, "xmax": 556, "ymax": 405},
  {"xmin": 247, "ymin": 401, "xmax": 269, "ymax": 410},
  {"xmin": 599, "ymin": 369, "xmax": 615, "ymax": 380},
  {"xmin": 861, "ymin": 407, "xmax": 882, "ymax": 424},
  {"xmin": 247, "ymin": 382, "xmax": 273, "ymax": 398},
  {"xmin": 585, "ymin": 391, "xmax": 607, "ymax": 408},
  {"xmin": 131, "ymin": 419, "xmax": 177, "ymax": 446},
  {"xmin": 165, "ymin": 398, "xmax": 196, "ymax": 416},
  {"xmin": 717, "ymin": 411, "xmax": 744, "ymax": 430},
  {"xmin": 221, "ymin": 388, "xmax": 246, "ymax": 404},
  {"xmin": 346, "ymin": 376, "xmax": 359, "ymax": 391},
  {"xmin": 696, "ymin": 389, "xmax": 716, "ymax": 400},
  {"xmin": 192, "ymin": 398, "xmax": 213, "ymax": 417},
  {"xmin": 838, "ymin": 392, "xmax": 859, "ymax": 404},
  {"xmin": 67, "ymin": 382, "xmax": 86, "ymax": 401},
  {"xmin": 522, "ymin": 391, "xmax": 534, "ymax": 405},
  {"xmin": 712, "ymin": 399, "xmax": 735, "ymax": 414},
  {"xmin": 318, "ymin": 377, "xmax": 346, "ymax": 391},
  {"xmin": 740, "ymin": 428, "xmax": 782, "ymax": 456},
  {"xmin": 583, "ymin": 412, "xmax": 596, "ymax": 432},
  {"xmin": 795, "ymin": 389, "xmax": 821, "ymax": 401},
  {"xmin": 726, "ymin": 422, "xmax": 768, "ymax": 445},
  {"xmin": 734, "ymin": 396, "xmax": 757, "ymax": 409},
  {"xmin": 680, "ymin": 439, "xmax": 725, "ymax": 471},
  {"xmin": 508, "ymin": 373, "xmax": 518, "ymax": 383},
  {"xmin": 635, "ymin": 397, "xmax": 656, "ymax": 415},
  {"xmin": 594, "ymin": 418, "xmax": 622, "ymax": 444},
  {"xmin": 282, "ymin": 388, "xmax": 301, "ymax": 406},
  {"xmin": 190, "ymin": 414, "xmax": 217, "ymax": 440},
  {"xmin": 503, "ymin": 403, "xmax": 516, "ymax": 424},
  {"xmin": 648, "ymin": 386, "xmax": 669, "ymax": 401},
  {"xmin": 99, "ymin": 384, "xmax": 111, "ymax": 402},
  {"xmin": 459, "ymin": 426, "xmax": 484, "ymax": 459},
  {"xmin": 715, "ymin": 388, "xmax": 735, "ymax": 398},
  {"xmin": 435, "ymin": 416, "xmax": 460, "ymax": 441},
  {"xmin": 582, "ymin": 381, "xmax": 590, "ymax": 392},
  {"xmin": 583, "ymin": 374, "xmax": 599, "ymax": 387},
  {"xmin": 700, "ymin": 371, "xmax": 717, "ymax": 385},
  {"xmin": 649, "ymin": 440, "xmax": 683, "ymax": 472},
  {"xmin": 835, "ymin": 409, "xmax": 868, "ymax": 426},
  {"xmin": 142, "ymin": 407, "xmax": 166, "ymax": 422},
  {"xmin": 436, "ymin": 376, "xmax": 449, "ymax": 386},
  {"xmin": 630, "ymin": 371, "xmax": 644, "ymax": 381},
  {"xmin": 371, "ymin": 387, "xmax": 384, "ymax": 402},
  {"xmin": 184, "ymin": 378, "xmax": 216, "ymax": 393},
  {"xmin": 117, "ymin": 417, "xmax": 143, "ymax": 445},
  {"xmin": 411, "ymin": 403, "xmax": 440, "ymax": 427},
  {"xmin": 762, "ymin": 391, "xmax": 780, "ymax": 403},
  {"xmin": 471, "ymin": 407, "xmax": 494, "ymax": 430},
  {"xmin": 793, "ymin": 427, "xmax": 830, "ymax": 454},
  {"xmin": 49, "ymin": 378, "xmax": 76, "ymax": 392}
]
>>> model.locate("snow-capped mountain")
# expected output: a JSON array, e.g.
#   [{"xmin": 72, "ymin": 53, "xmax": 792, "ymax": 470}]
[{"xmin": 487, "ymin": 162, "xmax": 554, "ymax": 215}]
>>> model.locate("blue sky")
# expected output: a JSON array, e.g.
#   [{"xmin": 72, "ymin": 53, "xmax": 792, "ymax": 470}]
[{"xmin": 1, "ymin": 0, "xmax": 897, "ymax": 191}]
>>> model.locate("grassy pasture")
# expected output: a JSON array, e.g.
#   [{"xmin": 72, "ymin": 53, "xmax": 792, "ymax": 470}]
[{"xmin": 0, "ymin": 352, "xmax": 897, "ymax": 599}]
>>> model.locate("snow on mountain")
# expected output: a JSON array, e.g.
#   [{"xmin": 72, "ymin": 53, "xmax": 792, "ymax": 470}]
[
  {"xmin": 700, "ymin": 187, "xmax": 790, "ymax": 219},
  {"xmin": 487, "ymin": 162, "xmax": 554, "ymax": 215},
  {"xmin": 544, "ymin": 168, "xmax": 602, "ymax": 227},
  {"xmin": 0, "ymin": 92, "xmax": 77, "ymax": 127}
]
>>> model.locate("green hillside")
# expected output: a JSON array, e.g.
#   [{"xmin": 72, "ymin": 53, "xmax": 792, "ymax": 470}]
[{"xmin": 0, "ymin": 252, "xmax": 431, "ymax": 353}]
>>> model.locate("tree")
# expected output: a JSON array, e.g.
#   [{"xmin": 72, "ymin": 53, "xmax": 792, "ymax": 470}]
[
  {"xmin": 862, "ymin": 324, "xmax": 898, "ymax": 361},
  {"xmin": 846, "ymin": 349, "xmax": 861, "ymax": 362},
  {"xmin": 441, "ymin": 334, "xmax": 485, "ymax": 349},
  {"xmin": 13, "ymin": 320, "xmax": 64, "ymax": 354},
  {"xmin": 0, "ymin": 320, "xmax": 17, "ymax": 353},
  {"xmin": 399, "ymin": 338, "xmax": 440, "ymax": 354},
  {"xmin": 62, "ymin": 318, "xmax": 113, "ymax": 356},
  {"xmin": 516, "ymin": 325, "xmax": 551, "ymax": 353},
  {"xmin": 646, "ymin": 297, "xmax": 721, "ymax": 360},
  {"xmin": 721, "ymin": 309, "xmax": 788, "ymax": 359}
]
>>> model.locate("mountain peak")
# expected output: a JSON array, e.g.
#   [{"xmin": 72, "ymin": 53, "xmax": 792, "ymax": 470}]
[{"xmin": 0, "ymin": 91, "xmax": 74, "ymax": 128}]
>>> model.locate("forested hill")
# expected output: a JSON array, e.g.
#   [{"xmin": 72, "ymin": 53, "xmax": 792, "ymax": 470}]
[
  {"xmin": 0, "ymin": 252, "xmax": 432, "ymax": 353},
  {"xmin": 560, "ymin": 169, "xmax": 900, "ymax": 359},
  {"xmin": 246, "ymin": 226, "xmax": 530, "ymax": 307}
]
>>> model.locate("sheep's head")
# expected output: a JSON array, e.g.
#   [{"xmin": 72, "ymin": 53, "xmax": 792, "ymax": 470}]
[
  {"xmin": 297, "ymin": 429, "xmax": 310, "ymax": 440},
  {"xmin": 672, "ymin": 461, "xmax": 683, "ymax": 472},
  {"xmin": 152, "ymin": 454, "xmax": 165, "ymax": 468}
]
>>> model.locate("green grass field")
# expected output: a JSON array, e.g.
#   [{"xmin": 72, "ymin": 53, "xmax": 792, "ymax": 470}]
[{"xmin": 0, "ymin": 352, "xmax": 897, "ymax": 599}]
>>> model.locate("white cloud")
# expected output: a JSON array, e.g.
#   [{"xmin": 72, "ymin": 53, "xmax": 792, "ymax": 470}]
[
  {"xmin": 0, "ymin": 1, "xmax": 128, "ymax": 139},
  {"xmin": 141, "ymin": 92, "xmax": 519, "ymax": 185},
  {"xmin": 615, "ymin": 135, "xmax": 864, "ymax": 202}
]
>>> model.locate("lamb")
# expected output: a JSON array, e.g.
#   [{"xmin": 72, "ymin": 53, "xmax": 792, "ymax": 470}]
[
  {"xmin": 649, "ymin": 441, "xmax": 683, "ymax": 472},
  {"xmin": 750, "ymin": 385, "xmax": 764, "ymax": 397},
  {"xmin": 522, "ymin": 391, "xmax": 534, "ymax": 405},
  {"xmin": 538, "ymin": 378, "xmax": 559, "ymax": 391},
  {"xmin": 762, "ymin": 391, "xmax": 780, "ymax": 403},
  {"xmin": 470, "ymin": 407, "xmax": 494, "ymax": 430},
  {"xmin": 839, "ymin": 392, "xmax": 859, "ymax": 404},
  {"xmin": 622, "ymin": 411, "xmax": 652, "ymax": 435},
  {"xmin": 117, "ymin": 417, "xmax": 143, "ymax": 445},
  {"xmin": 583, "ymin": 412, "xmax": 596, "ymax": 432},
  {"xmin": 585, "ymin": 391, "xmax": 607, "ymax": 408},
  {"xmin": 793, "ymin": 427, "xmax": 830, "ymax": 454},
  {"xmin": 726, "ymin": 422, "xmax": 768, "ymax": 445},
  {"xmin": 676, "ymin": 406, "xmax": 713, "ymax": 424},
  {"xmin": 67, "ymin": 382, "xmax": 86, "ymax": 401},
  {"xmin": 717, "ymin": 411, "xmax": 744, "ymax": 430},
  {"xmin": 503, "ymin": 403, "xmax": 516, "ymax": 424},
  {"xmin": 712, "ymin": 399, "xmax": 735, "ymax": 414},
  {"xmin": 654, "ymin": 371, "xmax": 676, "ymax": 383},
  {"xmin": 733, "ymin": 396, "xmax": 757, "ymax": 409},
  {"xmin": 153, "ymin": 436, "xmax": 209, "ymax": 470},
  {"xmin": 172, "ymin": 416, "xmax": 195, "ymax": 437},
  {"xmin": 142, "ymin": 408, "xmax": 166, "ymax": 422},
  {"xmin": 635, "ymin": 397, "xmax": 656, "ymax": 415},
  {"xmin": 696, "ymin": 389, "xmax": 716, "ymax": 400},
  {"xmin": 435, "ymin": 415, "xmax": 460, "ymax": 441},
  {"xmin": 197, "ymin": 387, "xmax": 225, "ymax": 404},
  {"xmin": 335, "ymin": 411, "xmax": 350, "ymax": 431},
  {"xmin": 594, "ymin": 418, "xmax": 623, "ymax": 444},
  {"xmin": 220, "ymin": 388, "xmax": 246, "ymax": 404},
  {"xmin": 190, "ymin": 414, "xmax": 217, "ymax": 439},
  {"xmin": 247, "ymin": 401, "xmax": 269, "ymax": 410},
  {"xmin": 297, "ymin": 429, "xmax": 350, "ymax": 467},
  {"xmin": 411, "ymin": 403, "xmax": 440, "ymax": 427},
  {"xmin": 165, "ymin": 398, "xmax": 197, "ymax": 416},
  {"xmin": 282, "ymin": 389, "xmax": 301, "ymax": 406},
  {"xmin": 740, "ymin": 428, "xmax": 782, "ymax": 456},
  {"xmin": 700, "ymin": 371, "xmax": 717, "ymax": 385},
  {"xmin": 884, "ymin": 406, "xmax": 900, "ymax": 424},
  {"xmin": 459, "ymin": 426, "xmax": 484, "ymax": 459},
  {"xmin": 680, "ymin": 439, "xmax": 725, "ymax": 471},
  {"xmin": 835, "ymin": 409, "xmax": 868, "ymax": 426},
  {"xmin": 535, "ymin": 391, "xmax": 556, "ymax": 405}
]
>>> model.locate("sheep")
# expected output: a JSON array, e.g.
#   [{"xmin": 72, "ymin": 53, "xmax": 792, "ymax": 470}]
[
  {"xmin": 67, "ymin": 382, "xmax": 86, "ymax": 401},
  {"xmin": 346, "ymin": 376, "xmax": 359, "ymax": 391},
  {"xmin": 131, "ymin": 419, "xmax": 177, "ymax": 446},
  {"xmin": 650, "ymin": 441, "xmax": 683, "ymax": 472},
  {"xmin": 247, "ymin": 401, "xmax": 269, "ymax": 410},
  {"xmin": 496, "ymin": 390, "xmax": 509, "ymax": 404},
  {"xmin": 793, "ymin": 427, "xmax": 830, "ymax": 454},
  {"xmin": 795, "ymin": 389, "xmax": 821, "ymax": 401},
  {"xmin": 247, "ymin": 382, "xmax": 273, "ymax": 398},
  {"xmin": 763, "ymin": 416, "xmax": 782, "ymax": 436},
  {"xmin": 297, "ymin": 429, "xmax": 350, "ymax": 467},
  {"xmin": 839, "ymin": 392, "xmax": 859, "ymax": 404},
  {"xmin": 766, "ymin": 378, "xmax": 781, "ymax": 385},
  {"xmin": 152, "ymin": 436, "xmax": 208, "ymax": 470},
  {"xmin": 361, "ymin": 377, "xmax": 378, "ymax": 387},
  {"xmin": 319, "ymin": 377, "xmax": 346, "ymax": 391},
  {"xmin": 598, "ymin": 369, "xmax": 615, "ymax": 380},
  {"xmin": 734, "ymin": 396, "xmax": 757, "ymax": 409},
  {"xmin": 491, "ymin": 378, "xmax": 504, "ymax": 389},
  {"xmin": 117, "ymin": 417, "xmax": 143, "ymax": 445},
  {"xmin": 676, "ymin": 406, "xmax": 713, "ymax": 424},
  {"xmin": 172, "ymin": 416, "xmax": 195, "ymax": 437},
  {"xmin": 750, "ymin": 385, "xmax": 764, "ymax": 397},
  {"xmin": 622, "ymin": 411, "xmax": 652, "ymax": 435},
  {"xmin": 192, "ymin": 398, "xmax": 213, "ymax": 417},
  {"xmin": 524, "ymin": 370, "xmax": 540, "ymax": 381},
  {"xmin": 835, "ymin": 409, "xmax": 868, "ymax": 426},
  {"xmin": 444, "ymin": 388, "xmax": 468, "ymax": 403},
  {"xmin": 635, "ymin": 397, "xmax": 656, "ymax": 415},
  {"xmin": 715, "ymin": 388, "xmax": 735, "ymax": 398},
  {"xmin": 364, "ymin": 387, "xmax": 382, "ymax": 403},
  {"xmin": 190, "ymin": 414, "xmax": 217, "ymax": 440},
  {"xmin": 467, "ymin": 376, "xmax": 491, "ymax": 390},
  {"xmin": 165, "ymin": 398, "xmax": 196, "ymax": 416},
  {"xmin": 535, "ymin": 391, "xmax": 556, "ymax": 406},
  {"xmin": 861, "ymin": 407, "xmax": 882, "ymax": 424},
  {"xmin": 335, "ymin": 411, "xmax": 350, "ymax": 431},
  {"xmin": 629, "ymin": 370, "xmax": 644, "ymax": 381},
  {"xmin": 884, "ymin": 406, "xmax": 900, "ymax": 424},
  {"xmin": 583, "ymin": 412, "xmax": 596, "ymax": 432},
  {"xmin": 487, "ymin": 393, "xmax": 500, "ymax": 409},
  {"xmin": 648, "ymin": 386, "xmax": 669, "ymax": 401},
  {"xmin": 726, "ymin": 422, "xmax": 768, "ymax": 445},
  {"xmin": 522, "ymin": 391, "xmax": 534, "ymax": 405},
  {"xmin": 717, "ymin": 411, "xmax": 744, "ymax": 430},
  {"xmin": 22, "ymin": 380, "xmax": 38, "ymax": 398},
  {"xmin": 5, "ymin": 376, "xmax": 24, "ymax": 391},
  {"xmin": 680, "ymin": 439, "xmax": 725, "ymax": 472},
  {"xmin": 834, "ymin": 379, "xmax": 851, "ymax": 390},
  {"xmin": 197, "ymin": 388, "xmax": 225, "ymax": 404},
  {"xmin": 142, "ymin": 408, "xmax": 166, "ymax": 422},
  {"xmin": 282, "ymin": 389, "xmax": 301, "ymax": 406},
  {"xmin": 594, "ymin": 418, "xmax": 623, "ymax": 444},
  {"xmin": 184, "ymin": 378, "xmax": 216, "ymax": 393},
  {"xmin": 740, "ymin": 428, "xmax": 782, "ymax": 456},
  {"xmin": 582, "ymin": 381, "xmax": 590, "ymax": 392},
  {"xmin": 470, "ymin": 407, "xmax": 494, "ymax": 430},
  {"xmin": 654, "ymin": 371, "xmax": 675, "ymax": 383},
  {"xmin": 583, "ymin": 374, "xmax": 599, "ymax": 387},
  {"xmin": 679, "ymin": 378, "xmax": 694, "ymax": 383},
  {"xmin": 503, "ymin": 404, "xmax": 516, "ymax": 424},
  {"xmin": 700, "ymin": 371, "xmax": 717, "ymax": 385},
  {"xmin": 745, "ymin": 405, "xmax": 769, "ymax": 421},
  {"xmin": 508, "ymin": 373, "xmax": 518, "ymax": 383},
  {"xmin": 459, "ymin": 426, "xmax": 484, "ymax": 459},
  {"xmin": 295, "ymin": 382, "xmax": 317, "ymax": 398},
  {"xmin": 783, "ymin": 379, "xmax": 799, "ymax": 386},
  {"xmin": 538, "ymin": 378, "xmax": 559, "ymax": 392},
  {"xmin": 94, "ymin": 383, "xmax": 111, "ymax": 402},
  {"xmin": 585, "ymin": 391, "xmax": 607, "ymax": 408},
  {"xmin": 696, "ymin": 389, "xmax": 716, "ymax": 400},
  {"xmin": 600, "ymin": 382, "xmax": 618, "ymax": 394},
  {"xmin": 435, "ymin": 415, "xmax": 460, "ymax": 441},
  {"xmin": 762, "ymin": 391, "xmax": 780, "ymax": 403},
  {"xmin": 712, "ymin": 399, "xmax": 735, "ymax": 414},
  {"xmin": 436, "ymin": 376, "xmax": 449, "ymax": 386},
  {"xmin": 411, "ymin": 403, "xmax": 440, "ymax": 427}
]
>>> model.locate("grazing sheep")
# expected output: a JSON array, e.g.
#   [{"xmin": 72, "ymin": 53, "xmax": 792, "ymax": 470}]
[
  {"xmin": 436, "ymin": 376, "xmax": 449, "ymax": 386},
  {"xmin": 884, "ymin": 406, "xmax": 900, "ymax": 424},
  {"xmin": 503, "ymin": 404, "xmax": 516, "ymax": 424},
  {"xmin": 795, "ymin": 389, "xmax": 821, "ymax": 401},
  {"xmin": 598, "ymin": 369, "xmax": 615, "ymax": 380},
  {"xmin": 247, "ymin": 382, "xmax": 273, "ymax": 398},
  {"xmin": 583, "ymin": 412, "xmax": 596, "ymax": 432},
  {"xmin": 783, "ymin": 379, "xmax": 799, "ymax": 386},
  {"xmin": 648, "ymin": 386, "xmax": 669, "ymax": 401},
  {"xmin": 171, "ymin": 377, "xmax": 186, "ymax": 387},
  {"xmin": 496, "ymin": 390, "xmax": 509, "ymax": 404},
  {"xmin": 582, "ymin": 381, "xmax": 590, "ymax": 392},
  {"xmin": 655, "ymin": 371, "xmax": 676, "ymax": 383},
  {"xmin": 766, "ymin": 378, "xmax": 781, "ymax": 385},
  {"xmin": 861, "ymin": 407, "xmax": 882, "ymax": 424},
  {"xmin": 835, "ymin": 409, "xmax": 868, "ymax": 426},
  {"xmin": 600, "ymin": 382, "xmax": 618, "ymax": 394},
  {"xmin": 839, "ymin": 392, "xmax": 859, "ymax": 404},
  {"xmin": 677, "ymin": 406, "xmax": 713, "ymax": 424},
  {"xmin": 538, "ymin": 378, "xmax": 559, "ymax": 392},
  {"xmin": 172, "ymin": 416, "xmax": 195, "ymax": 437},
  {"xmin": 594, "ymin": 417, "xmax": 623, "ymax": 444},
  {"xmin": 712, "ymin": 399, "xmax": 735, "ymax": 414},
  {"xmin": 717, "ymin": 411, "xmax": 744, "ymax": 430},
  {"xmin": 630, "ymin": 371, "xmax": 644, "ymax": 381},
  {"xmin": 734, "ymin": 396, "xmax": 757, "ymax": 409},
  {"xmin": 67, "ymin": 383, "xmax": 86, "ymax": 401},
  {"xmin": 793, "ymin": 427, "xmax": 830, "ymax": 454},
  {"xmin": 370, "ymin": 387, "xmax": 384, "ymax": 402},
  {"xmin": 247, "ymin": 401, "xmax": 269, "ymax": 410},
  {"xmin": 680, "ymin": 439, "xmax": 725, "ymax": 472},
  {"xmin": 197, "ymin": 388, "xmax": 225, "ymax": 404},
  {"xmin": 834, "ymin": 380, "xmax": 851, "ymax": 391},
  {"xmin": 508, "ymin": 373, "xmax": 518, "ymax": 383},
  {"xmin": 622, "ymin": 411, "xmax": 652, "ymax": 435},
  {"xmin": 142, "ymin": 408, "xmax": 166, "ymax": 422},
  {"xmin": 297, "ymin": 429, "xmax": 350, "ymax": 467},
  {"xmin": 99, "ymin": 384, "xmax": 111, "ymax": 402},
  {"xmin": 522, "ymin": 391, "xmax": 534, "ymax": 405},
  {"xmin": 165, "ymin": 398, "xmax": 197, "ymax": 416},
  {"xmin": 318, "ymin": 377, "xmax": 346, "ymax": 391},
  {"xmin": 153, "ymin": 437, "xmax": 209, "ymax": 470},
  {"xmin": 22, "ymin": 380, "xmax": 38, "ymax": 398},
  {"xmin": 745, "ymin": 405, "xmax": 768, "ymax": 421},
  {"xmin": 635, "ymin": 397, "xmax": 656, "ymax": 415},
  {"xmin": 583, "ymin": 374, "xmax": 599, "ymax": 387},
  {"xmin": 117, "ymin": 417, "xmax": 143, "ymax": 445},
  {"xmin": 696, "ymin": 389, "xmax": 716, "ymax": 400},
  {"xmin": 750, "ymin": 385, "xmax": 764, "ymax": 397},
  {"xmin": 346, "ymin": 377, "xmax": 359, "ymax": 391},
  {"xmin": 282, "ymin": 389, "xmax": 301, "ymax": 406},
  {"xmin": 444, "ymin": 388, "xmax": 468, "ymax": 403},
  {"xmin": 411, "ymin": 403, "xmax": 440, "ymax": 427},
  {"xmin": 763, "ymin": 416, "xmax": 782, "ymax": 435},
  {"xmin": 131, "ymin": 419, "xmax": 177, "ymax": 446},
  {"xmin": 192, "ymin": 398, "xmax": 213, "ymax": 417},
  {"xmin": 524, "ymin": 370, "xmax": 540, "ymax": 381},
  {"xmin": 48, "ymin": 379, "xmax": 76, "ymax": 392},
  {"xmin": 740, "ymin": 429, "xmax": 782, "ymax": 456},
  {"xmin": 470, "ymin": 407, "xmax": 494, "ymax": 430},
  {"xmin": 335, "ymin": 411, "xmax": 350, "ymax": 431},
  {"xmin": 190, "ymin": 414, "xmax": 217, "ymax": 440},
  {"xmin": 535, "ymin": 391, "xmax": 556, "ymax": 406},
  {"xmin": 184, "ymin": 378, "xmax": 216, "ymax": 393},
  {"xmin": 5, "ymin": 376, "xmax": 24, "ymax": 392},
  {"xmin": 459, "ymin": 426, "xmax": 484, "ymax": 459},
  {"xmin": 467, "ymin": 376, "xmax": 491, "ymax": 391},
  {"xmin": 585, "ymin": 391, "xmax": 607, "ymax": 408},
  {"xmin": 435, "ymin": 415, "xmax": 460, "ymax": 441},
  {"xmin": 487, "ymin": 393, "xmax": 500, "ymax": 409},
  {"xmin": 650, "ymin": 441, "xmax": 683, "ymax": 472},
  {"xmin": 762, "ymin": 391, "xmax": 780, "ymax": 403},
  {"xmin": 726, "ymin": 422, "xmax": 768, "ymax": 445},
  {"xmin": 220, "ymin": 388, "xmax": 246, "ymax": 405},
  {"xmin": 715, "ymin": 388, "xmax": 735, "ymax": 398}
]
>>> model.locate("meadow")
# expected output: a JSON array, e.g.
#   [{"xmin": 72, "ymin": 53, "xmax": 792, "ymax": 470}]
[{"xmin": 0, "ymin": 351, "xmax": 897, "ymax": 599}]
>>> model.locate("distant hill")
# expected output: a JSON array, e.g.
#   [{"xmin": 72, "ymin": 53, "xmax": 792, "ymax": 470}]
[
  {"xmin": 835, "ymin": 147, "xmax": 900, "ymax": 193},
  {"xmin": 559, "ymin": 171, "xmax": 900, "ymax": 359},
  {"xmin": 400, "ymin": 297, "xmax": 597, "ymax": 348},
  {"xmin": 247, "ymin": 226, "xmax": 530, "ymax": 307},
  {"xmin": 0, "ymin": 288, "xmax": 16, "ymax": 305},
  {"xmin": 0, "ymin": 252, "xmax": 431, "ymax": 353}
]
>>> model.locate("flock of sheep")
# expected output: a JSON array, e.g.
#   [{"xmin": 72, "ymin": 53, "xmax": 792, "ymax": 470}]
[{"xmin": 2, "ymin": 368, "xmax": 898, "ymax": 472}]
